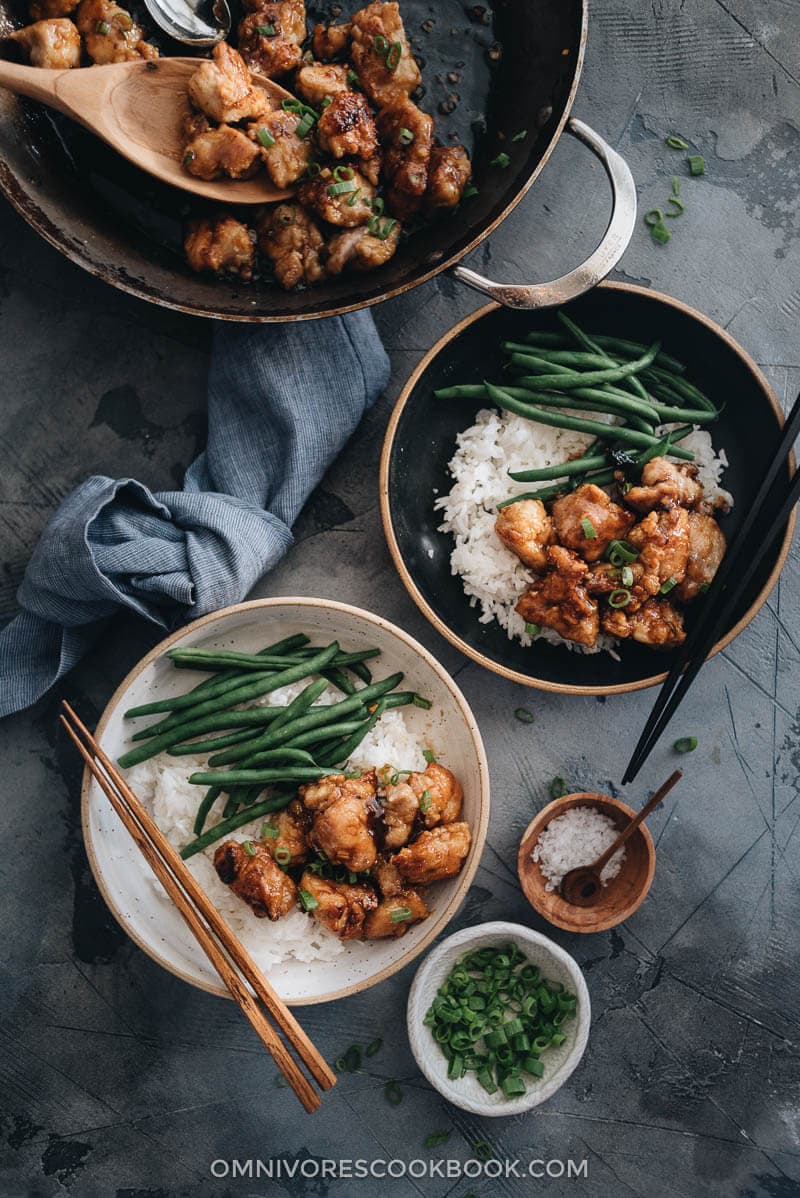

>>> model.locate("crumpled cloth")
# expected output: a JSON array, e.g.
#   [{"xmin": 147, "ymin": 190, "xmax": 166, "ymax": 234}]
[{"xmin": 0, "ymin": 312, "xmax": 389, "ymax": 718}]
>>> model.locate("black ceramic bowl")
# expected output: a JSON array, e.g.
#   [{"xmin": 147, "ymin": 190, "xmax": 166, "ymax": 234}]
[{"xmin": 380, "ymin": 283, "xmax": 795, "ymax": 694}]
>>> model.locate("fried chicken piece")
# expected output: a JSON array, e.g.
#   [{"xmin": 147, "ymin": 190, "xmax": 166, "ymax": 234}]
[
  {"xmin": 628, "ymin": 507, "xmax": 690, "ymax": 596},
  {"xmin": 76, "ymin": 0, "xmax": 157, "ymax": 62},
  {"xmin": 184, "ymin": 215, "xmax": 256, "ymax": 281},
  {"xmin": 358, "ymin": 148, "xmax": 383, "ymax": 184},
  {"xmin": 602, "ymin": 598, "xmax": 686, "ymax": 650},
  {"xmin": 586, "ymin": 560, "xmax": 648, "ymax": 612},
  {"xmin": 260, "ymin": 799, "xmax": 309, "ymax": 867},
  {"xmin": 299, "ymin": 871, "xmax": 378, "ymax": 939},
  {"xmin": 300, "ymin": 770, "xmax": 379, "ymax": 873},
  {"xmin": 676, "ymin": 511, "xmax": 726, "ymax": 602},
  {"xmin": 380, "ymin": 780, "xmax": 419, "ymax": 849},
  {"xmin": 364, "ymin": 888, "xmax": 429, "ymax": 938},
  {"xmin": 551, "ymin": 483, "xmax": 635, "ymax": 563},
  {"xmin": 376, "ymin": 97, "xmax": 433, "ymax": 219},
  {"xmin": 326, "ymin": 221, "xmax": 401, "ymax": 275},
  {"xmin": 372, "ymin": 855, "xmax": 404, "ymax": 897},
  {"xmin": 29, "ymin": 0, "xmax": 77, "ymax": 18},
  {"xmin": 316, "ymin": 91, "xmax": 378, "ymax": 160},
  {"xmin": 9, "ymin": 17, "xmax": 80, "ymax": 67},
  {"xmin": 495, "ymin": 498, "xmax": 555, "ymax": 572},
  {"xmin": 187, "ymin": 41, "xmax": 268, "ymax": 124},
  {"xmin": 183, "ymin": 108, "xmax": 211, "ymax": 139},
  {"xmin": 350, "ymin": 1, "xmax": 420, "ymax": 107},
  {"xmin": 183, "ymin": 124, "xmax": 262, "ymax": 181},
  {"xmin": 625, "ymin": 457, "xmax": 705, "ymax": 512},
  {"xmin": 214, "ymin": 840, "xmax": 296, "ymax": 919},
  {"xmin": 247, "ymin": 108, "xmax": 312, "ymax": 187},
  {"xmin": 393, "ymin": 823, "xmax": 471, "ymax": 886},
  {"xmin": 238, "ymin": 3, "xmax": 305, "ymax": 78},
  {"xmin": 295, "ymin": 61, "xmax": 350, "ymax": 106},
  {"xmin": 312, "ymin": 19, "xmax": 351, "ymax": 60},
  {"xmin": 426, "ymin": 145, "xmax": 472, "ymax": 212},
  {"xmin": 297, "ymin": 166, "xmax": 375, "ymax": 226},
  {"xmin": 256, "ymin": 202, "xmax": 326, "ymax": 289},
  {"xmin": 407, "ymin": 762, "xmax": 463, "ymax": 828},
  {"xmin": 515, "ymin": 545, "xmax": 600, "ymax": 648},
  {"xmin": 299, "ymin": 769, "xmax": 378, "ymax": 811}
]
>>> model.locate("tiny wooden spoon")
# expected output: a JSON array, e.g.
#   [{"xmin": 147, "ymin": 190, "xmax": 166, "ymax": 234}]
[
  {"xmin": 559, "ymin": 770, "xmax": 682, "ymax": 907},
  {"xmin": 0, "ymin": 56, "xmax": 294, "ymax": 203}
]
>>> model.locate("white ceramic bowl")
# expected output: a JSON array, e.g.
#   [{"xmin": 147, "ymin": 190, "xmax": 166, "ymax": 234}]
[
  {"xmin": 82, "ymin": 597, "xmax": 490, "ymax": 1005},
  {"xmin": 407, "ymin": 921, "xmax": 590, "ymax": 1116}
]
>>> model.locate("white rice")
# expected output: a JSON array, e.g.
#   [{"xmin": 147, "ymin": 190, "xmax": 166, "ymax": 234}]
[
  {"xmin": 128, "ymin": 681, "xmax": 430, "ymax": 970},
  {"xmin": 532, "ymin": 806, "xmax": 626, "ymax": 892},
  {"xmin": 435, "ymin": 408, "xmax": 733, "ymax": 654}
]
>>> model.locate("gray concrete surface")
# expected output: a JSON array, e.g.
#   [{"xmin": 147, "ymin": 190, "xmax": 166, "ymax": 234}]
[{"xmin": 2, "ymin": 1, "xmax": 800, "ymax": 1195}]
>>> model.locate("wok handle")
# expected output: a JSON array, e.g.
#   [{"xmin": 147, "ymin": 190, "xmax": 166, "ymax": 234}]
[{"xmin": 451, "ymin": 118, "xmax": 637, "ymax": 309}]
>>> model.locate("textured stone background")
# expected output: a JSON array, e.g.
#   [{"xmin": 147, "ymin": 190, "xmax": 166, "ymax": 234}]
[{"xmin": 2, "ymin": 1, "xmax": 800, "ymax": 1195}]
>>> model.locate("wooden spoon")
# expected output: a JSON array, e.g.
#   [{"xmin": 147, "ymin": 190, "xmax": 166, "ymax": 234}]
[
  {"xmin": 558, "ymin": 770, "xmax": 682, "ymax": 907},
  {"xmin": 0, "ymin": 56, "xmax": 294, "ymax": 203}
]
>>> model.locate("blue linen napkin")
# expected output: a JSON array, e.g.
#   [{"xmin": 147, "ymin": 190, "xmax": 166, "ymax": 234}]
[{"xmin": 0, "ymin": 312, "xmax": 389, "ymax": 719}]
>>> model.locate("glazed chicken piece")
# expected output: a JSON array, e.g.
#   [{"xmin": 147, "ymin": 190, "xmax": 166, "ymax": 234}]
[
  {"xmin": 188, "ymin": 41, "xmax": 268, "ymax": 124},
  {"xmin": 213, "ymin": 840, "xmax": 296, "ymax": 919},
  {"xmin": 299, "ymin": 871, "xmax": 378, "ymax": 939},
  {"xmin": 358, "ymin": 148, "xmax": 383, "ymax": 185},
  {"xmin": 364, "ymin": 888, "xmax": 430, "ymax": 938},
  {"xmin": 426, "ymin": 145, "xmax": 472, "ymax": 213},
  {"xmin": 350, "ymin": 1, "xmax": 420, "ymax": 107},
  {"xmin": 372, "ymin": 855, "xmax": 405, "ymax": 897},
  {"xmin": 380, "ymin": 779, "xmax": 419, "ymax": 849},
  {"xmin": 515, "ymin": 545, "xmax": 600, "ymax": 648},
  {"xmin": 393, "ymin": 822, "xmax": 471, "ymax": 886},
  {"xmin": 316, "ymin": 91, "xmax": 378, "ymax": 160},
  {"xmin": 628, "ymin": 507, "xmax": 690, "ymax": 596},
  {"xmin": 29, "ymin": 0, "xmax": 77, "ymax": 19},
  {"xmin": 495, "ymin": 498, "xmax": 555, "ymax": 572},
  {"xmin": 407, "ymin": 762, "xmax": 463, "ymax": 828},
  {"xmin": 260, "ymin": 799, "xmax": 309, "ymax": 867},
  {"xmin": 256, "ymin": 202, "xmax": 326, "ymax": 289},
  {"xmin": 300, "ymin": 770, "xmax": 379, "ymax": 873},
  {"xmin": 312, "ymin": 19, "xmax": 351, "ymax": 60},
  {"xmin": 602, "ymin": 598, "xmax": 686, "ymax": 650},
  {"xmin": 586, "ymin": 560, "xmax": 648, "ymax": 612},
  {"xmin": 295, "ymin": 61, "xmax": 351, "ymax": 106},
  {"xmin": 183, "ymin": 124, "xmax": 261, "ymax": 181},
  {"xmin": 237, "ymin": 2, "xmax": 306, "ymax": 78},
  {"xmin": 676, "ymin": 511, "xmax": 726, "ymax": 602},
  {"xmin": 184, "ymin": 215, "xmax": 256, "ymax": 281},
  {"xmin": 297, "ymin": 166, "xmax": 375, "ymax": 226},
  {"xmin": 76, "ymin": 0, "xmax": 157, "ymax": 62},
  {"xmin": 551, "ymin": 483, "xmax": 635, "ymax": 563},
  {"xmin": 326, "ymin": 221, "xmax": 401, "ymax": 275},
  {"xmin": 247, "ymin": 109, "xmax": 312, "ymax": 187},
  {"xmin": 625, "ymin": 456, "xmax": 705, "ymax": 512},
  {"xmin": 9, "ymin": 18, "xmax": 80, "ymax": 67},
  {"xmin": 376, "ymin": 97, "xmax": 433, "ymax": 219}
]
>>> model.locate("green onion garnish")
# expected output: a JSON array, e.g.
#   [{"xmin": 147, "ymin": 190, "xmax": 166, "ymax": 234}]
[
  {"xmin": 390, "ymin": 907, "xmax": 413, "ymax": 923},
  {"xmin": 651, "ymin": 221, "xmax": 671, "ymax": 244},
  {"xmin": 95, "ymin": 19, "xmax": 110, "ymax": 32},
  {"xmin": 345, "ymin": 187, "xmax": 361, "ymax": 206},
  {"xmin": 333, "ymin": 164, "xmax": 355, "ymax": 182},
  {"xmin": 608, "ymin": 588, "xmax": 632, "ymax": 609},
  {"xmin": 182, "ymin": 150, "xmax": 196, "ymax": 166},
  {"xmin": 347, "ymin": 69, "xmax": 360, "ymax": 86},
  {"xmin": 524, "ymin": 621, "xmax": 540, "ymax": 636},
  {"xmin": 296, "ymin": 113, "xmax": 316, "ymax": 138},
  {"xmin": 384, "ymin": 1080, "xmax": 403, "ymax": 1105},
  {"xmin": 255, "ymin": 22, "xmax": 275, "ymax": 34},
  {"xmin": 398, "ymin": 127, "xmax": 415, "ymax": 146},
  {"xmin": 366, "ymin": 1038, "xmax": 382, "ymax": 1056},
  {"xmin": 621, "ymin": 565, "xmax": 634, "ymax": 587},
  {"xmin": 463, "ymin": 183, "xmax": 479, "ymax": 198},
  {"xmin": 261, "ymin": 822, "xmax": 278, "ymax": 838},
  {"xmin": 299, "ymin": 888, "xmax": 318, "ymax": 911},
  {"xmin": 674, "ymin": 736, "xmax": 698, "ymax": 754},
  {"xmin": 490, "ymin": 152, "xmax": 510, "ymax": 168},
  {"xmin": 321, "ymin": 96, "xmax": 332, "ymax": 109},
  {"xmin": 473, "ymin": 1140, "xmax": 493, "ymax": 1161},
  {"xmin": 665, "ymin": 135, "xmax": 690, "ymax": 150},
  {"xmin": 579, "ymin": 517, "xmax": 597, "ymax": 538},
  {"xmin": 644, "ymin": 208, "xmax": 664, "ymax": 227},
  {"xmin": 419, "ymin": 789, "xmax": 431, "ymax": 813},
  {"xmin": 660, "ymin": 576, "xmax": 678, "ymax": 594},
  {"xmin": 550, "ymin": 776, "xmax": 567, "ymax": 799},
  {"xmin": 423, "ymin": 748, "xmax": 437, "ymax": 764},
  {"xmin": 257, "ymin": 126, "xmax": 275, "ymax": 148},
  {"xmin": 275, "ymin": 846, "xmax": 291, "ymax": 866},
  {"xmin": 336, "ymin": 1044, "xmax": 362, "ymax": 1072},
  {"xmin": 666, "ymin": 196, "xmax": 685, "ymax": 217},
  {"xmin": 607, "ymin": 540, "xmax": 638, "ymax": 565},
  {"xmin": 305, "ymin": 160, "xmax": 321, "ymax": 177},
  {"xmin": 424, "ymin": 1131, "xmax": 451, "ymax": 1148},
  {"xmin": 672, "ymin": 175, "xmax": 681, "ymax": 196},
  {"xmin": 515, "ymin": 708, "xmax": 535, "ymax": 724},
  {"xmin": 243, "ymin": 840, "xmax": 257, "ymax": 856},
  {"xmin": 328, "ymin": 179, "xmax": 358, "ymax": 196},
  {"xmin": 511, "ymin": 129, "xmax": 528, "ymax": 141},
  {"xmin": 369, "ymin": 196, "xmax": 384, "ymax": 216},
  {"xmin": 386, "ymin": 41, "xmax": 402, "ymax": 69},
  {"xmin": 687, "ymin": 154, "xmax": 705, "ymax": 176},
  {"xmin": 373, "ymin": 33, "xmax": 388, "ymax": 52}
]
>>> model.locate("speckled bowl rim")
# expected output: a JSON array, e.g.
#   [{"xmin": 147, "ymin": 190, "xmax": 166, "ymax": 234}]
[
  {"xmin": 407, "ymin": 921, "xmax": 591, "ymax": 1115},
  {"xmin": 81, "ymin": 597, "xmax": 491, "ymax": 1005}
]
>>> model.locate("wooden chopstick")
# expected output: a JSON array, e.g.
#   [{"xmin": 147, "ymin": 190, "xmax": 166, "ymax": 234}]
[
  {"xmin": 62, "ymin": 702, "xmax": 336, "ymax": 1108},
  {"xmin": 622, "ymin": 391, "xmax": 800, "ymax": 783}
]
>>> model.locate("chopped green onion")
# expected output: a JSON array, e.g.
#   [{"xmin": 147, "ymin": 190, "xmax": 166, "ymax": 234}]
[
  {"xmin": 463, "ymin": 183, "xmax": 479, "ymax": 199},
  {"xmin": 699, "ymin": 582, "xmax": 710, "ymax": 593},
  {"xmin": 674, "ymin": 736, "xmax": 698, "ymax": 754},
  {"xmin": 644, "ymin": 208, "xmax": 664, "ymax": 227},
  {"xmin": 423, "ymin": 748, "xmax": 437, "ymax": 764},
  {"xmin": 256, "ymin": 126, "xmax": 275, "ymax": 148},
  {"xmin": 580, "ymin": 517, "xmax": 597, "ymax": 539},
  {"xmin": 398, "ymin": 127, "xmax": 415, "ymax": 146},
  {"xmin": 650, "ymin": 220, "xmax": 671, "ymax": 244},
  {"xmin": 384, "ymin": 1080, "xmax": 403, "ymax": 1105},
  {"xmin": 666, "ymin": 196, "xmax": 685, "ymax": 217},
  {"xmin": 328, "ymin": 179, "xmax": 359, "ymax": 196},
  {"xmin": 607, "ymin": 539, "xmax": 638, "ymax": 565},
  {"xmin": 366, "ymin": 1038, "xmax": 382, "ymax": 1056},
  {"xmin": 386, "ymin": 41, "xmax": 402, "ymax": 69},
  {"xmin": 608, "ymin": 588, "xmax": 632, "ymax": 609},
  {"xmin": 182, "ymin": 150, "xmax": 196, "ymax": 167},
  {"xmin": 275, "ymin": 846, "xmax": 291, "ymax": 866},
  {"xmin": 665, "ymin": 135, "xmax": 690, "ymax": 150},
  {"xmin": 255, "ymin": 22, "xmax": 276, "ymax": 34},
  {"xmin": 687, "ymin": 154, "xmax": 705, "ymax": 176},
  {"xmin": 114, "ymin": 10, "xmax": 133, "ymax": 28},
  {"xmin": 490, "ymin": 152, "xmax": 510, "ymax": 168},
  {"xmin": 550, "ymin": 776, "xmax": 567, "ymax": 799},
  {"xmin": 321, "ymin": 95, "xmax": 332, "ymax": 109},
  {"xmin": 373, "ymin": 33, "xmax": 389, "ymax": 52},
  {"xmin": 514, "ymin": 708, "xmax": 535, "ymax": 724},
  {"xmin": 260, "ymin": 822, "xmax": 278, "ymax": 838},
  {"xmin": 333, "ymin": 164, "xmax": 355, "ymax": 182},
  {"xmin": 369, "ymin": 196, "xmax": 385, "ymax": 216},
  {"xmin": 424, "ymin": 1131, "xmax": 451, "ymax": 1148},
  {"xmin": 621, "ymin": 565, "xmax": 634, "ymax": 587},
  {"xmin": 660, "ymin": 576, "xmax": 678, "ymax": 594},
  {"xmin": 390, "ymin": 906, "xmax": 413, "ymax": 923},
  {"xmin": 524, "ymin": 621, "xmax": 540, "ymax": 636},
  {"xmin": 347, "ymin": 69, "xmax": 360, "ymax": 86},
  {"xmin": 672, "ymin": 175, "xmax": 681, "ymax": 196},
  {"xmin": 419, "ymin": 789, "xmax": 431, "ymax": 813},
  {"xmin": 305, "ymin": 160, "xmax": 321, "ymax": 177},
  {"xmin": 95, "ymin": 19, "xmax": 110, "ymax": 32},
  {"xmin": 336, "ymin": 1044, "xmax": 362, "ymax": 1072},
  {"xmin": 243, "ymin": 840, "xmax": 257, "ymax": 856},
  {"xmin": 346, "ymin": 187, "xmax": 362, "ymax": 206},
  {"xmin": 511, "ymin": 129, "xmax": 528, "ymax": 141},
  {"xmin": 296, "ymin": 113, "xmax": 316, "ymax": 138},
  {"xmin": 299, "ymin": 888, "xmax": 319, "ymax": 911},
  {"xmin": 473, "ymin": 1141, "xmax": 493, "ymax": 1161}
]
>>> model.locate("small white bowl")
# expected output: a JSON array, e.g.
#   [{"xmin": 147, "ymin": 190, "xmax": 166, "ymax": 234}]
[{"xmin": 407, "ymin": 921, "xmax": 590, "ymax": 1116}]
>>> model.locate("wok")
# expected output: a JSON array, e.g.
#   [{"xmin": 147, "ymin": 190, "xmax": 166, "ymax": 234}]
[{"xmin": 0, "ymin": 0, "xmax": 636, "ymax": 320}]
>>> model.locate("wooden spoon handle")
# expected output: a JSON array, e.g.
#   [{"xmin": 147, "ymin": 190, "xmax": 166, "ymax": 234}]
[
  {"xmin": 0, "ymin": 61, "xmax": 70, "ymax": 111},
  {"xmin": 593, "ymin": 770, "xmax": 682, "ymax": 872}
]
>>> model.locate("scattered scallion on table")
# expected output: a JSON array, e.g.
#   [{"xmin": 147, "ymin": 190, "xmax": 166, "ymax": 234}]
[{"xmin": 674, "ymin": 736, "xmax": 698, "ymax": 754}]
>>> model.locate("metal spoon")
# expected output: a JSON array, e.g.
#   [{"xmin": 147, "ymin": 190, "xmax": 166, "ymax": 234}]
[
  {"xmin": 559, "ymin": 770, "xmax": 682, "ymax": 907},
  {"xmin": 143, "ymin": 0, "xmax": 231, "ymax": 46}
]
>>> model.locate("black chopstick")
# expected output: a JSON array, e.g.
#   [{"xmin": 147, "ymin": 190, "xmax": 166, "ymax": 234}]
[{"xmin": 622, "ymin": 390, "xmax": 800, "ymax": 783}]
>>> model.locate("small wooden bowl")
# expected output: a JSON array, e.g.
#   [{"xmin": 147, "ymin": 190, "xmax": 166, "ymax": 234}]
[{"xmin": 517, "ymin": 793, "xmax": 655, "ymax": 934}]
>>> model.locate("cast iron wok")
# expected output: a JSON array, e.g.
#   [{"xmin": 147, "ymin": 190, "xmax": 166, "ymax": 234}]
[
  {"xmin": 0, "ymin": 0, "xmax": 634, "ymax": 320},
  {"xmin": 379, "ymin": 283, "xmax": 796, "ymax": 695}
]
